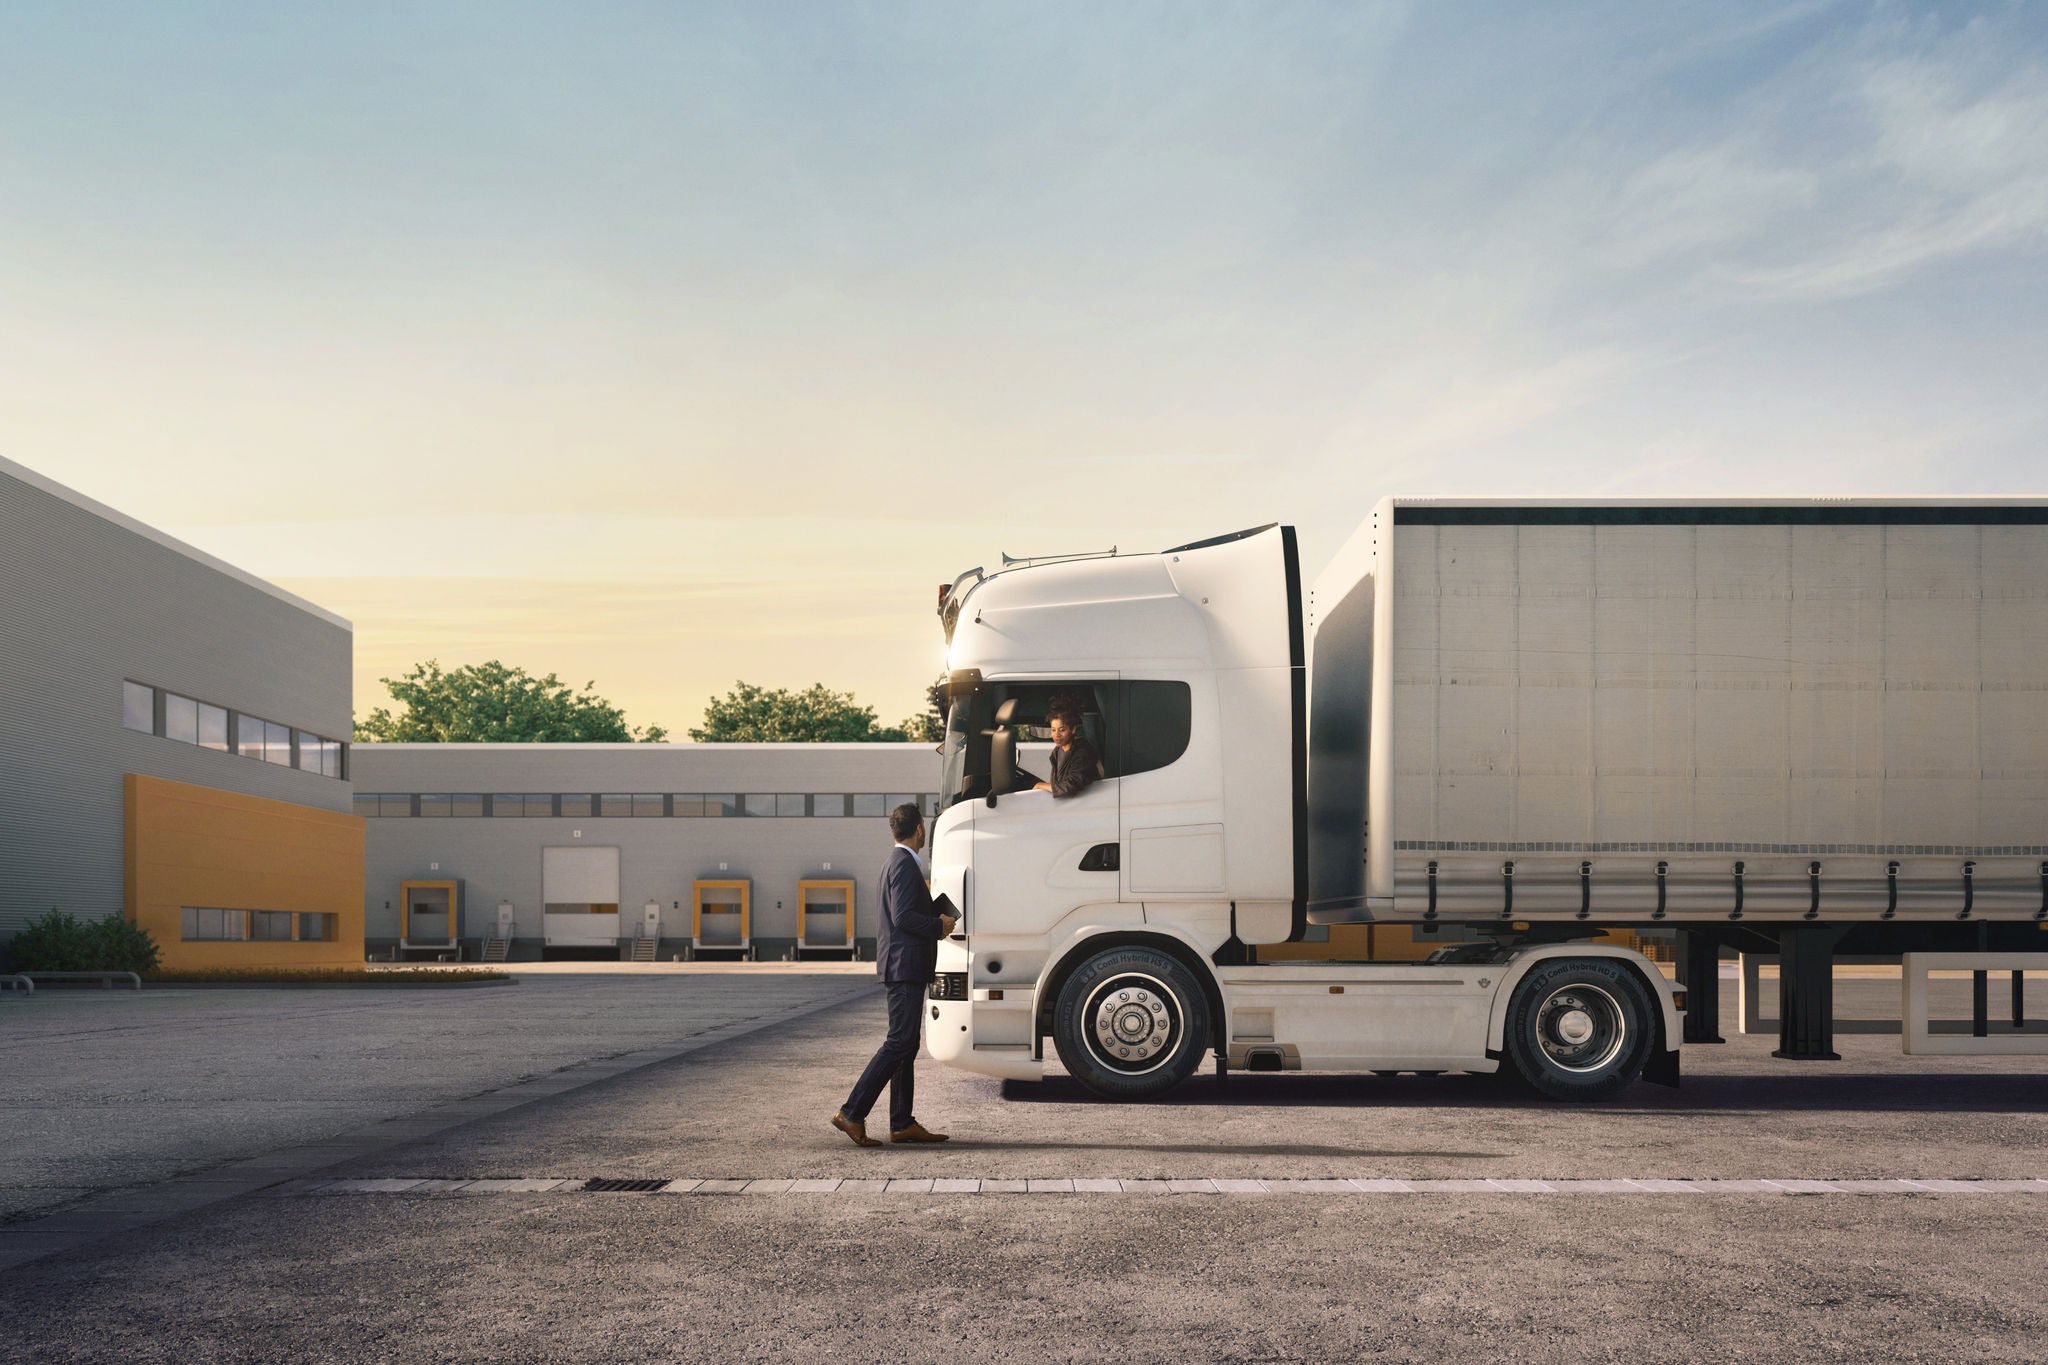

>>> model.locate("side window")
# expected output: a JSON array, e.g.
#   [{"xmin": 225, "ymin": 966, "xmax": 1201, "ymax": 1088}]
[{"xmin": 1115, "ymin": 681, "xmax": 1192, "ymax": 778}]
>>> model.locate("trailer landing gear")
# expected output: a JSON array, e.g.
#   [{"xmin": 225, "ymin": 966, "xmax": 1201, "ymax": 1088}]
[
  {"xmin": 1773, "ymin": 925, "xmax": 1846, "ymax": 1061},
  {"xmin": 1678, "ymin": 930, "xmax": 1725, "ymax": 1044}
]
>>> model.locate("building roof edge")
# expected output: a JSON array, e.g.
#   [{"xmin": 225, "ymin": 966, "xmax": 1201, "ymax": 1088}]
[{"xmin": 0, "ymin": 453, "xmax": 353, "ymax": 632}]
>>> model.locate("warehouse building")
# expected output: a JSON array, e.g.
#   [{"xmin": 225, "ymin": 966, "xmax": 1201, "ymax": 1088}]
[
  {"xmin": 351, "ymin": 744, "xmax": 941, "ymax": 960},
  {"xmin": 0, "ymin": 455, "xmax": 363, "ymax": 970}
]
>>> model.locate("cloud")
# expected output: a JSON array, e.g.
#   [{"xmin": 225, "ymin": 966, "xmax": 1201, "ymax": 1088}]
[{"xmin": 1603, "ymin": 11, "xmax": 2048, "ymax": 301}]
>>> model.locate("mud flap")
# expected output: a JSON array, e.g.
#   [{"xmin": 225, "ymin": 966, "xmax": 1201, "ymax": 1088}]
[{"xmin": 1643, "ymin": 1046, "xmax": 1681, "ymax": 1089}]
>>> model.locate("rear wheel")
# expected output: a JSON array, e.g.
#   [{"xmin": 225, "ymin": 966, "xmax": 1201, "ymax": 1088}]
[
  {"xmin": 1503, "ymin": 957, "xmax": 1655, "ymax": 1101},
  {"xmin": 1052, "ymin": 946, "xmax": 1210, "ymax": 1101}
]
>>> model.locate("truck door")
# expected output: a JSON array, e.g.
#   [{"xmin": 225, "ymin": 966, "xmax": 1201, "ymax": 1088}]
[{"xmin": 966, "ymin": 678, "xmax": 1122, "ymax": 939}]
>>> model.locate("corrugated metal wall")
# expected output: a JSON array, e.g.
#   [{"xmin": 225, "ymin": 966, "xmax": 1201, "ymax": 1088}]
[{"xmin": 0, "ymin": 462, "xmax": 354, "ymax": 935}]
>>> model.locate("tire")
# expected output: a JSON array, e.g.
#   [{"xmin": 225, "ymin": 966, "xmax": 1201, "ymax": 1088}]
[
  {"xmin": 1502, "ymin": 957, "xmax": 1655, "ymax": 1101},
  {"xmin": 1051, "ymin": 945, "xmax": 1211, "ymax": 1101}
]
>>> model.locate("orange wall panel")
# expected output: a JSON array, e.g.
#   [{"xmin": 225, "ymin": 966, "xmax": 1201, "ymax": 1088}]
[{"xmin": 125, "ymin": 773, "xmax": 365, "ymax": 969}]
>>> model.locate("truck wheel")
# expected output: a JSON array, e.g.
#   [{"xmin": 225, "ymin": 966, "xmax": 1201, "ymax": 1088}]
[
  {"xmin": 1052, "ymin": 946, "xmax": 1211, "ymax": 1101},
  {"xmin": 1503, "ymin": 958, "xmax": 1654, "ymax": 1101}
]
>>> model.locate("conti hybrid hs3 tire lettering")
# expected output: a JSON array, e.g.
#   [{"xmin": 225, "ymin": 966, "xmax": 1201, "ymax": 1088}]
[{"xmin": 1052, "ymin": 946, "xmax": 1210, "ymax": 1101}]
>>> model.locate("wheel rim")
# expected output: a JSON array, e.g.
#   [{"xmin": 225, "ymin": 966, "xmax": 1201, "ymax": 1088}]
[
  {"xmin": 1534, "ymin": 983, "xmax": 1627, "ymax": 1073},
  {"xmin": 1084, "ymin": 972, "xmax": 1183, "ymax": 1076}
]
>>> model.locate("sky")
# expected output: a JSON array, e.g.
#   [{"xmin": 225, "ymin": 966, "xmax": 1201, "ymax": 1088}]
[{"xmin": 4, "ymin": 2, "xmax": 2046, "ymax": 737}]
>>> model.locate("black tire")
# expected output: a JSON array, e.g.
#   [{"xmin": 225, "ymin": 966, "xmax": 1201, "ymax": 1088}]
[
  {"xmin": 1051, "ymin": 946, "xmax": 1211, "ymax": 1101},
  {"xmin": 1502, "ymin": 957, "xmax": 1655, "ymax": 1101}
]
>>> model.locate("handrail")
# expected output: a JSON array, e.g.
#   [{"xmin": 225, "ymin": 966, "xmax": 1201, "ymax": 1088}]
[{"xmin": 18, "ymin": 970, "xmax": 141, "ymax": 990}]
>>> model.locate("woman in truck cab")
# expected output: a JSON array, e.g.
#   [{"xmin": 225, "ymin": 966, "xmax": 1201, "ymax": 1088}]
[{"xmin": 1032, "ymin": 693, "xmax": 1101, "ymax": 798}]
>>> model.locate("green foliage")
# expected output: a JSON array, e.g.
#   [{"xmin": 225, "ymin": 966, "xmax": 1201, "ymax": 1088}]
[
  {"xmin": 93, "ymin": 915, "xmax": 163, "ymax": 974},
  {"xmin": 893, "ymin": 674, "xmax": 949, "ymax": 745},
  {"xmin": 354, "ymin": 660, "xmax": 667, "ymax": 743},
  {"xmin": 8, "ymin": 909, "xmax": 161, "ymax": 974},
  {"xmin": 690, "ymin": 682, "xmax": 923, "ymax": 743}
]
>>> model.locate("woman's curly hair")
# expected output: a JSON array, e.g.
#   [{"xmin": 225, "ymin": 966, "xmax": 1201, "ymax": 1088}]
[{"xmin": 1046, "ymin": 688, "xmax": 1090, "ymax": 729}]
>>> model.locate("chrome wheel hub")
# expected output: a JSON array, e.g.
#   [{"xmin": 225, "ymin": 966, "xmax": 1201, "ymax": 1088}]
[
  {"xmin": 1535, "ymin": 985, "xmax": 1626, "ymax": 1074},
  {"xmin": 1086, "ymin": 975, "xmax": 1181, "ymax": 1074}
]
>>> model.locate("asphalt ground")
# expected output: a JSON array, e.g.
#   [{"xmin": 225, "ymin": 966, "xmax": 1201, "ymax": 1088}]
[
  {"xmin": 0, "ymin": 972, "xmax": 867, "ymax": 1223},
  {"xmin": 2, "ymin": 974, "xmax": 2045, "ymax": 1362}
]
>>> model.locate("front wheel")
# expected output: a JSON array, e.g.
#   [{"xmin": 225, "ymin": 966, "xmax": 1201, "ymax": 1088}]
[
  {"xmin": 1051, "ymin": 946, "xmax": 1211, "ymax": 1101},
  {"xmin": 1502, "ymin": 957, "xmax": 1655, "ymax": 1101}
]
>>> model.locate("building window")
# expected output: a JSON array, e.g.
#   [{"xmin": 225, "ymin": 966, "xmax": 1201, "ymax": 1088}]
[
  {"xmin": 493, "ymin": 794, "xmax": 554, "ymax": 818},
  {"xmin": 123, "ymin": 681, "xmax": 154, "ymax": 734},
  {"xmin": 851, "ymin": 793, "xmax": 885, "ymax": 818},
  {"xmin": 412, "ymin": 792, "xmax": 480, "ymax": 817},
  {"xmin": 777, "ymin": 794, "xmax": 806, "ymax": 817},
  {"xmin": 165, "ymin": 692, "xmax": 199, "ymax": 744},
  {"xmin": 673, "ymin": 794, "xmax": 737, "ymax": 817},
  {"xmin": 298, "ymin": 912, "xmax": 333, "ymax": 942},
  {"xmin": 199, "ymin": 703, "xmax": 229, "ymax": 752},
  {"xmin": 252, "ymin": 910, "xmax": 294, "ymax": 941},
  {"xmin": 559, "ymin": 795, "xmax": 593, "ymax": 818},
  {"xmin": 181, "ymin": 907, "xmax": 249, "ymax": 941},
  {"xmin": 598, "ymin": 793, "xmax": 650, "ymax": 818},
  {"xmin": 635, "ymin": 794, "xmax": 664, "ymax": 817},
  {"xmin": 887, "ymin": 794, "xmax": 920, "ymax": 818},
  {"xmin": 743, "ymin": 793, "xmax": 776, "ymax": 818},
  {"xmin": 123, "ymin": 682, "xmax": 344, "ymax": 779},
  {"xmin": 354, "ymin": 794, "xmax": 413, "ymax": 817},
  {"xmin": 812, "ymin": 794, "xmax": 848, "ymax": 818}
]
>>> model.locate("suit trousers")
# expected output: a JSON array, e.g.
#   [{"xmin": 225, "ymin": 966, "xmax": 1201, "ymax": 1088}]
[{"xmin": 842, "ymin": 980, "xmax": 923, "ymax": 1132}]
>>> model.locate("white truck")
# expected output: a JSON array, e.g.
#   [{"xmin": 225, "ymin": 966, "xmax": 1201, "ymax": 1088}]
[{"xmin": 924, "ymin": 500, "xmax": 2048, "ymax": 1100}]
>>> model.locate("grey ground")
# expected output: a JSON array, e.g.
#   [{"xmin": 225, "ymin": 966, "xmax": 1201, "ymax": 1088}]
[{"xmin": 2, "ymin": 971, "xmax": 2045, "ymax": 1362}]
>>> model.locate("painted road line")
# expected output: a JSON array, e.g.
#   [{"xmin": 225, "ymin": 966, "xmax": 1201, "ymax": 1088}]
[{"xmin": 290, "ymin": 1176, "xmax": 2048, "ymax": 1197}]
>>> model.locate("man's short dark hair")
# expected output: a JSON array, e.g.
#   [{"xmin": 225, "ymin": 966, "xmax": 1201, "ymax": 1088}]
[{"xmin": 888, "ymin": 803, "xmax": 924, "ymax": 841}]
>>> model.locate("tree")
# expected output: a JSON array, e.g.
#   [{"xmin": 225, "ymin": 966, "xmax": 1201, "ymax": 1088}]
[
  {"xmin": 355, "ymin": 660, "xmax": 668, "ymax": 743},
  {"xmin": 690, "ymin": 682, "xmax": 923, "ymax": 743},
  {"xmin": 895, "ymin": 674, "xmax": 949, "ymax": 744}
]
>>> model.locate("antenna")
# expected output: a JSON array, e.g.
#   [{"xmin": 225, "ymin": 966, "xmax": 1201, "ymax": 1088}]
[{"xmin": 997, "ymin": 545, "xmax": 1118, "ymax": 568}]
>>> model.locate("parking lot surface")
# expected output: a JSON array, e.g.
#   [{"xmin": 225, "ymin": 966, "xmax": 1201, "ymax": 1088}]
[{"xmin": 2, "ymin": 974, "xmax": 2043, "ymax": 1362}]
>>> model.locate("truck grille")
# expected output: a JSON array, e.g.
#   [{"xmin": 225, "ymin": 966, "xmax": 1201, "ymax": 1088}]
[{"xmin": 929, "ymin": 972, "xmax": 968, "ymax": 1002}]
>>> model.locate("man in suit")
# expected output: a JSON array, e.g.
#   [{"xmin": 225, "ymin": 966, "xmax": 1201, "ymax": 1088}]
[
  {"xmin": 831, "ymin": 803, "xmax": 956, "ymax": 1146},
  {"xmin": 1032, "ymin": 695, "xmax": 1101, "ymax": 798}
]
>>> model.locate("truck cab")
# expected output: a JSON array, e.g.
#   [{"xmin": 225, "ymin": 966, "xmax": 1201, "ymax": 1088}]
[{"xmin": 924, "ymin": 523, "xmax": 1682, "ymax": 1101}]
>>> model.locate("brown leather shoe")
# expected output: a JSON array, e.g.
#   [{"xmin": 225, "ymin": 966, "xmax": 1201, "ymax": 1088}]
[
  {"xmin": 832, "ymin": 1111, "xmax": 882, "ymax": 1147},
  {"xmin": 890, "ymin": 1122, "xmax": 950, "ymax": 1144}
]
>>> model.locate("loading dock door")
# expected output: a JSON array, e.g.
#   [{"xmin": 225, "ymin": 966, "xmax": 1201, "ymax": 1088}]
[{"xmin": 544, "ymin": 847, "xmax": 621, "ymax": 946}]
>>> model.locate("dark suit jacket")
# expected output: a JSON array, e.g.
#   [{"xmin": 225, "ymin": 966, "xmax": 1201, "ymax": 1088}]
[
  {"xmin": 876, "ymin": 846, "xmax": 948, "ymax": 983},
  {"xmin": 1049, "ymin": 738, "xmax": 1101, "ymax": 798}
]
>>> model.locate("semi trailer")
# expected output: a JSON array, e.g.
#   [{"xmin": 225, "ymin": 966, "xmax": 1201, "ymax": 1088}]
[{"xmin": 923, "ymin": 500, "xmax": 2048, "ymax": 1100}]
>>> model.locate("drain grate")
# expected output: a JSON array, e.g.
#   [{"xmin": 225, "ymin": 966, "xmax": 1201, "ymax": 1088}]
[{"xmin": 581, "ymin": 1178, "xmax": 671, "ymax": 1193}]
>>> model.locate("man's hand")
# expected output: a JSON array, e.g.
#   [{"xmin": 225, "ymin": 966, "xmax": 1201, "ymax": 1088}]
[{"xmin": 939, "ymin": 913, "xmax": 959, "ymax": 938}]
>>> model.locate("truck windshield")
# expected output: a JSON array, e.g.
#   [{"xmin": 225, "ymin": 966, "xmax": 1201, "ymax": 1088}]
[{"xmin": 939, "ymin": 693, "xmax": 990, "ymax": 811}]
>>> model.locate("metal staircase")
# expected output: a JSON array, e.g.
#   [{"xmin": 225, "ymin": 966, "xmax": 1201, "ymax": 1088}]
[
  {"xmin": 480, "ymin": 933, "xmax": 511, "ymax": 963},
  {"xmin": 631, "ymin": 933, "xmax": 659, "ymax": 963}
]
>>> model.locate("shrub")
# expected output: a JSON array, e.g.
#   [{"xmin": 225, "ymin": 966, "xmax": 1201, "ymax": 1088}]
[
  {"xmin": 7, "ymin": 909, "xmax": 161, "ymax": 974},
  {"xmin": 92, "ymin": 915, "xmax": 162, "ymax": 974}
]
